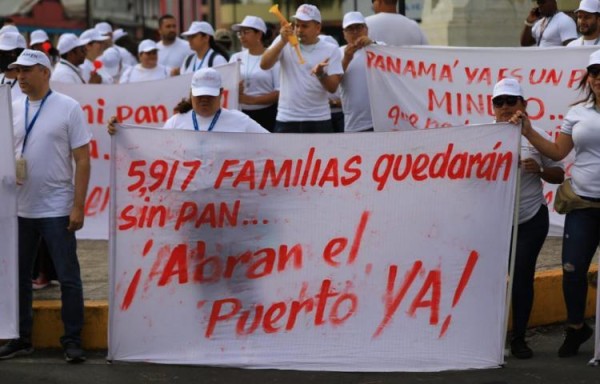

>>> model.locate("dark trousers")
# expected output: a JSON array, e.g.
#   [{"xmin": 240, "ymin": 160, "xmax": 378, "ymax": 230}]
[
  {"xmin": 242, "ymin": 104, "xmax": 277, "ymax": 133},
  {"xmin": 511, "ymin": 204, "xmax": 549, "ymax": 338},
  {"xmin": 275, "ymin": 120, "xmax": 333, "ymax": 133}
]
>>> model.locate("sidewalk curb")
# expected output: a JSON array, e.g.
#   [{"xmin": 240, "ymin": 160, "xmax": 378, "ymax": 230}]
[{"xmin": 29, "ymin": 267, "xmax": 598, "ymax": 349}]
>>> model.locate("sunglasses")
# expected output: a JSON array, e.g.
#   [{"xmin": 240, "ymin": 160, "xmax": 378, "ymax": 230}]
[
  {"xmin": 492, "ymin": 95, "xmax": 521, "ymax": 108},
  {"xmin": 588, "ymin": 66, "xmax": 600, "ymax": 77}
]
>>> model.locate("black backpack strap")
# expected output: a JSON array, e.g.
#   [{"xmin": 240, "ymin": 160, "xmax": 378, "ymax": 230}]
[
  {"xmin": 208, "ymin": 50, "xmax": 217, "ymax": 67},
  {"xmin": 184, "ymin": 53, "xmax": 195, "ymax": 71}
]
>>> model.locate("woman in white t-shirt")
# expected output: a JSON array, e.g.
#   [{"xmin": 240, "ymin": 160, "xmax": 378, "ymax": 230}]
[
  {"xmin": 511, "ymin": 49, "xmax": 600, "ymax": 358},
  {"xmin": 229, "ymin": 16, "xmax": 279, "ymax": 132},
  {"xmin": 179, "ymin": 21, "xmax": 229, "ymax": 75},
  {"xmin": 119, "ymin": 39, "xmax": 168, "ymax": 84}
]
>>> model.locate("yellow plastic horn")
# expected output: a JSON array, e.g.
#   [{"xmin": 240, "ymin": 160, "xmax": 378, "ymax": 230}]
[{"xmin": 269, "ymin": 4, "xmax": 305, "ymax": 64}]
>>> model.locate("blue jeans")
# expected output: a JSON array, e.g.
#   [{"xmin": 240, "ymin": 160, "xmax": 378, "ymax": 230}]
[
  {"xmin": 511, "ymin": 204, "xmax": 549, "ymax": 338},
  {"xmin": 562, "ymin": 207, "xmax": 600, "ymax": 325},
  {"xmin": 18, "ymin": 216, "xmax": 84, "ymax": 345},
  {"xmin": 275, "ymin": 120, "xmax": 333, "ymax": 133}
]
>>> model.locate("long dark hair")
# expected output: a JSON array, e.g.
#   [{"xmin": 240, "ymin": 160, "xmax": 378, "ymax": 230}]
[
  {"xmin": 209, "ymin": 36, "xmax": 229, "ymax": 62},
  {"xmin": 572, "ymin": 72, "xmax": 596, "ymax": 106}
]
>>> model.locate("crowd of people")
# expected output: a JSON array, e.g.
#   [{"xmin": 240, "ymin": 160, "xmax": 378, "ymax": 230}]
[{"xmin": 0, "ymin": 0, "xmax": 599, "ymax": 367}]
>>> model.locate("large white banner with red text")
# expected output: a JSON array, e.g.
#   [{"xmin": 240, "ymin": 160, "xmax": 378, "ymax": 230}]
[
  {"xmin": 365, "ymin": 45, "xmax": 595, "ymax": 236},
  {"xmin": 108, "ymin": 123, "xmax": 519, "ymax": 371},
  {"xmin": 52, "ymin": 62, "xmax": 240, "ymax": 239},
  {"xmin": 0, "ymin": 85, "xmax": 18, "ymax": 338}
]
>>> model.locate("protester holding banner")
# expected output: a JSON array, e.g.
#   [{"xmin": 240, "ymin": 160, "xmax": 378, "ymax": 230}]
[
  {"xmin": 0, "ymin": 49, "xmax": 91, "ymax": 363},
  {"xmin": 567, "ymin": 0, "xmax": 600, "ymax": 47},
  {"xmin": 180, "ymin": 21, "xmax": 229, "ymax": 75},
  {"xmin": 521, "ymin": 0, "xmax": 577, "ymax": 47},
  {"xmin": 157, "ymin": 14, "xmax": 193, "ymax": 76},
  {"xmin": 119, "ymin": 39, "xmax": 168, "ymax": 84},
  {"xmin": 339, "ymin": 11, "xmax": 376, "ymax": 133},
  {"xmin": 510, "ymin": 50, "xmax": 600, "ymax": 357},
  {"xmin": 51, "ymin": 33, "xmax": 88, "ymax": 84},
  {"xmin": 0, "ymin": 31, "xmax": 25, "ymax": 102},
  {"xmin": 260, "ymin": 4, "xmax": 343, "ymax": 133},
  {"xmin": 492, "ymin": 78, "xmax": 564, "ymax": 359},
  {"xmin": 230, "ymin": 15, "xmax": 279, "ymax": 132},
  {"xmin": 365, "ymin": 0, "xmax": 428, "ymax": 46}
]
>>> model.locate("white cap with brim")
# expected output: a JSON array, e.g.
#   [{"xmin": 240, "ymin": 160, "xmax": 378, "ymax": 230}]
[
  {"xmin": 95, "ymin": 22, "xmax": 113, "ymax": 36},
  {"xmin": 138, "ymin": 39, "xmax": 158, "ymax": 54},
  {"xmin": 492, "ymin": 78, "xmax": 524, "ymax": 98},
  {"xmin": 0, "ymin": 32, "xmax": 26, "ymax": 51},
  {"xmin": 576, "ymin": 0, "xmax": 600, "ymax": 13},
  {"xmin": 191, "ymin": 68, "xmax": 222, "ymax": 96},
  {"xmin": 292, "ymin": 4, "xmax": 322, "ymax": 23},
  {"xmin": 231, "ymin": 16, "xmax": 267, "ymax": 34},
  {"xmin": 57, "ymin": 33, "xmax": 88, "ymax": 55},
  {"xmin": 0, "ymin": 25, "xmax": 18, "ymax": 35},
  {"xmin": 182, "ymin": 21, "xmax": 215, "ymax": 37},
  {"xmin": 8, "ymin": 49, "xmax": 52, "ymax": 70},
  {"xmin": 80, "ymin": 28, "xmax": 110, "ymax": 43},
  {"xmin": 112, "ymin": 28, "xmax": 127, "ymax": 42},
  {"xmin": 30, "ymin": 29, "xmax": 49, "ymax": 46},
  {"xmin": 588, "ymin": 49, "xmax": 600, "ymax": 67},
  {"xmin": 343, "ymin": 11, "xmax": 366, "ymax": 29}
]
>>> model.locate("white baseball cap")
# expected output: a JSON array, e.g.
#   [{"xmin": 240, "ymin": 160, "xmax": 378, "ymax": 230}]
[
  {"xmin": 57, "ymin": 33, "xmax": 88, "ymax": 55},
  {"xmin": 0, "ymin": 25, "xmax": 18, "ymax": 35},
  {"xmin": 0, "ymin": 32, "xmax": 26, "ymax": 51},
  {"xmin": 232, "ymin": 16, "xmax": 267, "ymax": 34},
  {"xmin": 80, "ymin": 28, "xmax": 110, "ymax": 43},
  {"xmin": 191, "ymin": 68, "xmax": 222, "ymax": 96},
  {"xmin": 99, "ymin": 47, "xmax": 121, "ymax": 77},
  {"xmin": 182, "ymin": 21, "xmax": 215, "ymax": 37},
  {"xmin": 492, "ymin": 78, "xmax": 524, "ymax": 98},
  {"xmin": 292, "ymin": 4, "xmax": 322, "ymax": 23},
  {"xmin": 138, "ymin": 39, "xmax": 158, "ymax": 54},
  {"xmin": 343, "ymin": 12, "xmax": 366, "ymax": 29},
  {"xmin": 576, "ymin": 0, "xmax": 600, "ymax": 13},
  {"xmin": 588, "ymin": 49, "xmax": 600, "ymax": 67},
  {"xmin": 112, "ymin": 28, "xmax": 127, "ymax": 42},
  {"xmin": 95, "ymin": 22, "xmax": 113, "ymax": 36},
  {"xmin": 8, "ymin": 49, "xmax": 52, "ymax": 70},
  {"xmin": 30, "ymin": 29, "xmax": 49, "ymax": 46}
]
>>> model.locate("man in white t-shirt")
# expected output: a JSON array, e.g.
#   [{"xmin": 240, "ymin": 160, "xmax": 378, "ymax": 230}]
[
  {"xmin": 567, "ymin": 0, "xmax": 600, "ymax": 47},
  {"xmin": 365, "ymin": 0, "xmax": 428, "ymax": 46},
  {"xmin": 0, "ymin": 31, "xmax": 26, "ymax": 102},
  {"xmin": 339, "ymin": 12, "xmax": 376, "ymax": 133},
  {"xmin": 261, "ymin": 4, "xmax": 343, "ymax": 133},
  {"xmin": 521, "ymin": 0, "xmax": 577, "ymax": 46},
  {"xmin": 157, "ymin": 14, "xmax": 193, "ymax": 76},
  {"xmin": 51, "ymin": 33, "xmax": 88, "ymax": 84},
  {"xmin": 0, "ymin": 50, "xmax": 91, "ymax": 363}
]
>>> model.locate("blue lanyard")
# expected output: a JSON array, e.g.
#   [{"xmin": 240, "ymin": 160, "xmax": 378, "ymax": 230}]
[
  {"xmin": 193, "ymin": 49, "xmax": 212, "ymax": 71},
  {"xmin": 192, "ymin": 109, "xmax": 221, "ymax": 131},
  {"xmin": 22, "ymin": 90, "xmax": 52, "ymax": 154}
]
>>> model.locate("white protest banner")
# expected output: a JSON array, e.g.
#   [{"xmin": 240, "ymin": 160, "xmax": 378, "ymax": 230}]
[
  {"xmin": 365, "ymin": 45, "xmax": 595, "ymax": 236},
  {"xmin": 52, "ymin": 61, "xmax": 240, "ymax": 239},
  {"xmin": 0, "ymin": 85, "xmax": 18, "ymax": 338},
  {"xmin": 108, "ymin": 123, "xmax": 519, "ymax": 371}
]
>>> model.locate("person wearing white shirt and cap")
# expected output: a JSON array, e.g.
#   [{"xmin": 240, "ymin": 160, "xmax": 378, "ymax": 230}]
[
  {"xmin": 29, "ymin": 29, "xmax": 59, "ymax": 65},
  {"xmin": 119, "ymin": 39, "xmax": 168, "ymax": 83},
  {"xmin": 97, "ymin": 46, "xmax": 123, "ymax": 84},
  {"xmin": 180, "ymin": 21, "xmax": 228, "ymax": 75},
  {"xmin": 94, "ymin": 22, "xmax": 113, "ymax": 48},
  {"xmin": 51, "ymin": 33, "xmax": 88, "ymax": 84},
  {"xmin": 112, "ymin": 28, "xmax": 138, "ymax": 68},
  {"xmin": 230, "ymin": 15, "xmax": 280, "ymax": 132},
  {"xmin": 156, "ymin": 14, "xmax": 193, "ymax": 76},
  {"xmin": 79, "ymin": 28, "xmax": 109, "ymax": 84},
  {"xmin": 0, "ymin": 31, "xmax": 26, "ymax": 102},
  {"xmin": 567, "ymin": 0, "xmax": 600, "ymax": 47}
]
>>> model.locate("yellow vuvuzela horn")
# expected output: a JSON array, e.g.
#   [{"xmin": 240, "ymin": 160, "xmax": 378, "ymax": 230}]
[{"xmin": 269, "ymin": 4, "xmax": 305, "ymax": 64}]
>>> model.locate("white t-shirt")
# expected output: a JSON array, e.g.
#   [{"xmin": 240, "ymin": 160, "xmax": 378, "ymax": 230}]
[
  {"xmin": 561, "ymin": 102, "xmax": 600, "ymax": 198},
  {"xmin": 163, "ymin": 108, "xmax": 269, "ymax": 133},
  {"xmin": 12, "ymin": 91, "xmax": 92, "ymax": 218},
  {"xmin": 339, "ymin": 45, "xmax": 373, "ymax": 132},
  {"xmin": 117, "ymin": 46, "xmax": 138, "ymax": 67},
  {"xmin": 230, "ymin": 51, "xmax": 280, "ymax": 111},
  {"xmin": 566, "ymin": 36, "xmax": 600, "ymax": 47},
  {"xmin": 1, "ymin": 73, "xmax": 24, "ymax": 103},
  {"xmin": 119, "ymin": 64, "xmax": 169, "ymax": 83},
  {"xmin": 270, "ymin": 36, "xmax": 343, "ymax": 122},
  {"xmin": 365, "ymin": 13, "xmax": 428, "ymax": 46},
  {"xmin": 158, "ymin": 37, "xmax": 193, "ymax": 72},
  {"xmin": 51, "ymin": 60, "xmax": 86, "ymax": 84},
  {"xmin": 80, "ymin": 58, "xmax": 113, "ymax": 84},
  {"xmin": 531, "ymin": 12, "xmax": 577, "ymax": 47},
  {"xmin": 179, "ymin": 49, "xmax": 228, "ymax": 75},
  {"xmin": 519, "ymin": 126, "xmax": 563, "ymax": 224}
]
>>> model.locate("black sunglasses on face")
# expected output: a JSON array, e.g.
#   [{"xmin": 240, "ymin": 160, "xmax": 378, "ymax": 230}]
[
  {"xmin": 588, "ymin": 66, "xmax": 600, "ymax": 77},
  {"xmin": 492, "ymin": 95, "xmax": 520, "ymax": 108}
]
